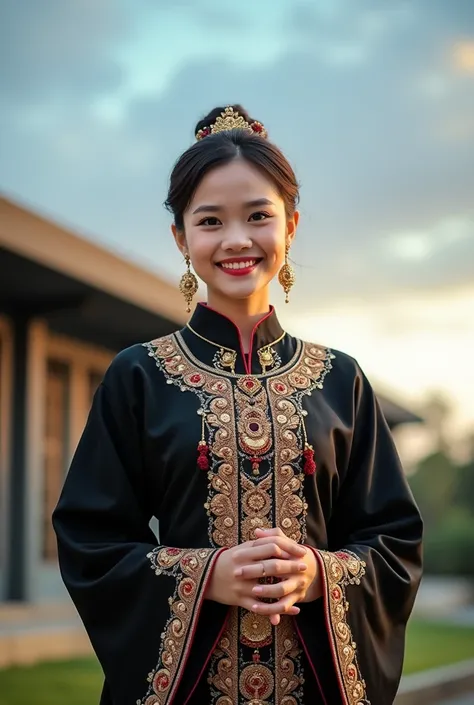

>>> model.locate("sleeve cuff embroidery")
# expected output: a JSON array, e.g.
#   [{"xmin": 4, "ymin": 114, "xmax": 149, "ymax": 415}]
[
  {"xmin": 138, "ymin": 546, "xmax": 220, "ymax": 705},
  {"xmin": 314, "ymin": 549, "xmax": 369, "ymax": 705}
]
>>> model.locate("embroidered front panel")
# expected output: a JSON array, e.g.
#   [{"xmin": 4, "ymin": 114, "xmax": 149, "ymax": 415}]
[
  {"xmin": 144, "ymin": 335, "xmax": 336, "ymax": 705},
  {"xmin": 145, "ymin": 336, "xmax": 239, "ymax": 548},
  {"xmin": 139, "ymin": 547, "xmax": 217, "ymax": 705},
  {"xmin": 275, "ymin": 616, "xmax": 305, "ymax": 704},
  {"xmin": 208, "ymin": 608, "xmax": 239, "ymax": 704},
  {"xmin": 269, "ymin": 342, "xmax": 335, "ymax": 544},
  {"xmin": 317, "ymin": 550, "xmax": 369, "ymax": 705}
]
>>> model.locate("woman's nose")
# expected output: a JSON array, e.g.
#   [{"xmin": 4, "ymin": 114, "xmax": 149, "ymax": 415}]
[{"xmin": 221, "ymin": 227, "xmax": 252, "ymax": 251}]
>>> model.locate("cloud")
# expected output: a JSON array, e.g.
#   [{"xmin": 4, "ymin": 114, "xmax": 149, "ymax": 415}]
[
  {"xmin": 0, "ymin": 0, "xmax": 127, "ymax": 112},
  {"xmin": 0, "ymin": 0, "xmax": 473, "ymax": 308}
]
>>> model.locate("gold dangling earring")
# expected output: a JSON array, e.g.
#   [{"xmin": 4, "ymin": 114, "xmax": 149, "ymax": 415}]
[
  {"xmin": 179, "ymin": 254, "xmax": 199, "ymax": 313},
  {"xmin": 278, "ymin": 242, "xmax": 295, "ymax": 303}
]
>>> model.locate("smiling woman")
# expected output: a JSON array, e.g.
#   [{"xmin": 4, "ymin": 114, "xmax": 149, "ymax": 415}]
[
  {"xmin": 166, "ymin": 105, "xmax": 300, "ymax": 327},
  {"xmin": 53, "ymin": 105, "xmax": 423, "ymax": 705}
]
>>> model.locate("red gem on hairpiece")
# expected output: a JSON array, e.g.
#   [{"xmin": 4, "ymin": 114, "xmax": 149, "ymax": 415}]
[
  {"xmin": 197, "ymin": 126, "xmax": 211, "ymax": 140},
  {"xmin": 251, "ymin": 122, "xmax": 264, "ymax": 133}
]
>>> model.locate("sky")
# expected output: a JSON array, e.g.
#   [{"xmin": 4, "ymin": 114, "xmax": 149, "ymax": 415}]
[{"xmin": 1, "ymin": 0, "xmax": 473, "ymax": 450}]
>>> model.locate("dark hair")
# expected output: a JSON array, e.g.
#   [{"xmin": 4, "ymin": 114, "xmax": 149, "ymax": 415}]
[{"xmin": 165, "ymin": 104, "xmax": 299, "ymax": 230}]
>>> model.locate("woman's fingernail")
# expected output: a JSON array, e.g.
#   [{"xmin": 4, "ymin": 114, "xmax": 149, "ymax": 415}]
[
  {"xmin": 299, "ymin": 563, "xmax": 307, "ymax": 571},
  {"xmin": 234, "ymin": 568, "xmax": 243, "ymax": 577},
  {"xmin": 253, "ymin": 586, "xmax": 263, "ymax": 594},
  {"xmin": 252, "ymin": 604, "xmax": 261, "ymax": 611}
]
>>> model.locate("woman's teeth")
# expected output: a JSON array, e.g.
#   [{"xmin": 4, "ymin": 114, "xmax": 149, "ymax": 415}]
[{"xmin": 220, "ymin": 260, "xmax": 257, "ymax": 270}]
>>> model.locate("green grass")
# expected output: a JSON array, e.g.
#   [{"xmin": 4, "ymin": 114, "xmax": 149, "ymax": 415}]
[
  {"xmin": 0, "ymin": 620, "xmax": 474, "ymax": 704},
  {"xmin": 404, "ymin": 619, "xmax": 474, "ymax": 675},
  {"xmin": 0, "ymin": 657, "xmax": 102, "ymax": 705}
]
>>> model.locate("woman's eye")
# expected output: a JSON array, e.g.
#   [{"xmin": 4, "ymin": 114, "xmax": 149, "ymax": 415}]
[
  {"xmin": 198, "ymin": 217, "xmax": 221, "ymax": 226},
  {"xmin": 249, "ymin": 211, "xmax": 271, "ymax": 222}
]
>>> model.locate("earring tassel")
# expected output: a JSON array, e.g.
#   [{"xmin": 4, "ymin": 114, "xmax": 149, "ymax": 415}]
[{"xmin": 303, "ymin": 443, "xmax": 316, "ymax": 475}]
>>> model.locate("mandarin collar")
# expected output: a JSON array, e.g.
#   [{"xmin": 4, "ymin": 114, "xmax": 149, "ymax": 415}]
[{"xmin": 179, "ymin": 303, "xmax": 292, "ymax": 376}]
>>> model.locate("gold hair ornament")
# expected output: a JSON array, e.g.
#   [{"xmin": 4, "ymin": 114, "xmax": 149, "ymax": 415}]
[{"xmin": 196, "ymin": 106, "xmax": 268, "ymax": 141}]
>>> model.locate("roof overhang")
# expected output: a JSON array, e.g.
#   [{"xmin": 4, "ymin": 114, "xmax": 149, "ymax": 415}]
[{"xmin": 0, "ymin": 195, "xmax": 186, "ymax": 349}]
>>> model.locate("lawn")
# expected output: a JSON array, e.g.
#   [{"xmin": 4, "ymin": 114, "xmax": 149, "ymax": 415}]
[{"xmin": 1, "ymin": 620, "xmax": 474, "ymax": 705}]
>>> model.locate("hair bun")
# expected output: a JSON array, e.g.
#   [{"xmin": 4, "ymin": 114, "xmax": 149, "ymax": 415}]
[{"xmin": 194, "ymin": 104, "xmax": 260, "ymax": 137}]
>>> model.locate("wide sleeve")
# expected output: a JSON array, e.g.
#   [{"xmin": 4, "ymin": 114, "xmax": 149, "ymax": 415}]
[
  {"xmin": 297, "ymin": 364, "xmax": 423, "ymax": 705},
  {"xmin": 52, "ymin": 353, "xmax": 227, "ymax": 705}
]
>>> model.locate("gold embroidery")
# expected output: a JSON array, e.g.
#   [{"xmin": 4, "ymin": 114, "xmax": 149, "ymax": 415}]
[
  {"xmin": 275, "ymin": 616, "xmax": 304, "ymax": 705},
  {"xmin": 239, "ymin": 663, "xmax": 275, "ymax": 702},
  {"xmin": 186, "ymin": 322, "xmax": 285, "ymax": 375},
  {"xmin": 317, "ymin": 550, "xmax": 368, "ymax": 705},
  {"xmin": 145, "ymin": 336, "xmax": 239, "ymax": 549},
  {"xmin": 269, "ymin": 342, "xmax": 335, "ymax": 544},
  {"xmin": 140, "ymin": 547, "xmax": 217, "ymax": 705},
  {"xmin": 143, "ymin": 334, "xmax": 336, "ymax": 705},
  {"xmin": 208, "ymin": 608, "xmax": 239, "ymax": 704},
  {"xmin": 236, "ymin": 377, "xmax": 272, "ymax": 476},
  {"xmin": 174, "ymin": 330, "xmax": 301, "ymax": 380},
  {"xmin": 240, "ymin": 611, "xmax": 273, "ymax": 648},
  {"xmin": 241, "ymin": 474, "xmax": 273, "ymax": 541}
]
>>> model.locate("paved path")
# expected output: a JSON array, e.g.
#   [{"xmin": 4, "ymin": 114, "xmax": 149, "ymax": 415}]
[{"xmin": 441, "ymin": 694, "xmax": 474, "ymax": 704}]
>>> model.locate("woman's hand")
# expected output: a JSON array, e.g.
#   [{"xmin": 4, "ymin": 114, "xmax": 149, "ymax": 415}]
[
  {"xmin": 237, "ymin": 528, "xmax": 322, "ymax": 625},
  {"xmin": 205, "ymin": 533, "xmax": 308, "ymax": 617}
]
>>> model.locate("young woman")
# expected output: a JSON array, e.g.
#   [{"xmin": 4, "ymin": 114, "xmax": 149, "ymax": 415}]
[{"xmin": 53, "ymin": 105, "xmax": 423, "ymax": 705}]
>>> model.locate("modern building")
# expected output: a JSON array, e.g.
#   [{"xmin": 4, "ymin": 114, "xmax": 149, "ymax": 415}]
[{"xmin": 0, "ymin": 194, "xmax": 421, "ymax": 661}]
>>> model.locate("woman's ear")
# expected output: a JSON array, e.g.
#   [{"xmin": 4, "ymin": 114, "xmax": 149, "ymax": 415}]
[
  {"xmin": 286, "ymin": 210, "xmax": 299, "ymax": 246},
  {"xmin": 171, "ymin": 224, "xmax": 188, "ymax": 257}
]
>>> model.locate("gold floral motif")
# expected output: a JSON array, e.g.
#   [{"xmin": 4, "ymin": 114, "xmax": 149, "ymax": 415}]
[
  {"xmin": 143, "ymin": 334, "xmax": 336, "ymax": 705},
  {"xmin": 316, "ymin": 550, "xmax": 369, "ymax": 705},
  {"xmin": 235, "ymin": 377, "xmax": 272, "ymax": 477},
  {"xmin": 241, "ymin": 474, "xmax": 273, "ymax": 541},
  {"xmin": 240, "ymin": 611, "xmax": 273, "ymax": 648},
  {"xmin": 268, "ymin": 342, "xmax": 335, "ymax": 544},
  {"xmin": 139, "ymin": 547, "xmax": 218, "ymax": 705},
  {"xmin": 145, "ymin": 336, "xmax": 238, "ymax": 548},
  {"xmin": 208, "ymin": 608, "xmax": 239, "ymax": 704},
  {"xmin": 275, "ymin": 616, "xmax": 304, "ymax": 705},
  {"xmin": 239, "ymin": 663, "xmax": 275, "ymax": 702}
]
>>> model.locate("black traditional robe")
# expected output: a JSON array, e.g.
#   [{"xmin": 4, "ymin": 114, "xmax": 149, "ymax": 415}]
[{"xmin": 53, "ymin": 303, "xmax": 423, "ymax": 705}]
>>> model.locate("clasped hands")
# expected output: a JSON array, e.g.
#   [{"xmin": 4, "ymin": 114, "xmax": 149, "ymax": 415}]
[{"xmin": 206, "ymin": 527, "xmax": 321, "ymax": 626}]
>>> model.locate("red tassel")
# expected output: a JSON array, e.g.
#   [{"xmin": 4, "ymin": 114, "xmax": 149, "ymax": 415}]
[
  {"xmin": 197, "ymin": 441, "xmax": 210, "ymax": 470},
  {"xmin": 303, "ymin": 444, "xmax": 316, "ymax": 475}
]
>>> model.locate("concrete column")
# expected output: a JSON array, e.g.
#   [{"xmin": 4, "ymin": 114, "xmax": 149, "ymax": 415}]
[{"xmin": 7, "ymin": 316, "xmax": 47, "ymax": 601}]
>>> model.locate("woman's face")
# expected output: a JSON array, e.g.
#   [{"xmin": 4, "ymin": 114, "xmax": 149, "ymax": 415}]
[{"xmin": 173, "ymin": 158, "xmax": 298, "ymax": 306}]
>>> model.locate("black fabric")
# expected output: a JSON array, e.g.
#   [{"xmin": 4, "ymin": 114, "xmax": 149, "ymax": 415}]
[{"xmin": 53, "ymin": 305, "xmax": 422, "ymax": 705}]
